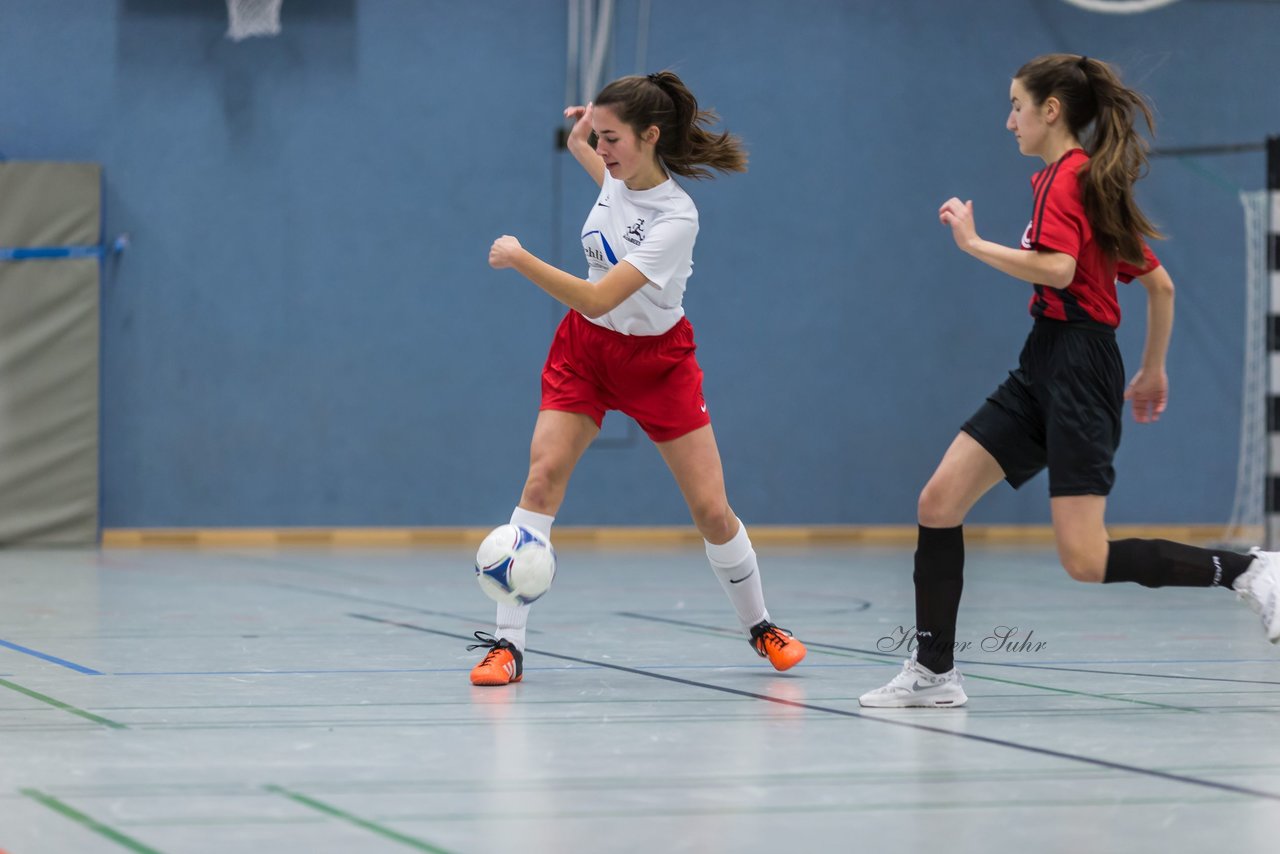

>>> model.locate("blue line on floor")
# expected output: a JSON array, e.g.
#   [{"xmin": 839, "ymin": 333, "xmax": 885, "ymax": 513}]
[
  {"xmin": 111, "ymin": 667, "xmax": 510, "ymax": 676},
  {"xmin": 0, "ymin": 639, "xmax": 102, "ymax": 675},
  {"xmin": 107, "ymin": 662, "xmax": 871, "ymax": 677}
]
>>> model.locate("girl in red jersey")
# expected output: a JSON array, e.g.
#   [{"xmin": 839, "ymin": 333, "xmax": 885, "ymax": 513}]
[
  {"xmin": 860, "ymin": 54, "xmax": 1280, "ymax": 708},
  {"xmin": 469, "ymin": 71, "xmax": 807, "ymax": 686}
]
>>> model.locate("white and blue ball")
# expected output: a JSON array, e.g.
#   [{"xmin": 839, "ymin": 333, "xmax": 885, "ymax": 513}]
[{"xmin": 475, "ymin": 524, "xmax": 557, "ymax": 606}]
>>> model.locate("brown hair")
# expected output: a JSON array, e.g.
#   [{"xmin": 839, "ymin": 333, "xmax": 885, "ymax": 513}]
[
  {"xmin": 1015, "ymin": 54, "xmax": 1162, "ymax": 264},
  {"xmin": 594, "ymin": 70, "xmax": 747, "ymax": 180}
]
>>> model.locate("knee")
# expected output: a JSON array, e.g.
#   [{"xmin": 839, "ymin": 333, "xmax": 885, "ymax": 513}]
[
  {"xmin": 690, "ymin": 500, "xmax": 736, "ymax": 542},
  {"xmin": 520, "ymin": 462, "xmax": 566, "ymax": 514},
  {"xmin": 1059, "ymin": 550, "xmax": 1106, "ymax": 583},
  {"xmin": 918, "ymin": 481, "xmax": 963, "ymax": 529}
]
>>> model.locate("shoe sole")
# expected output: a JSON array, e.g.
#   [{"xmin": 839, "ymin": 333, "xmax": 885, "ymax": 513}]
[
  {"xmin": 859, "ymin": 688, "xmax": 968, "ymax": 708},
  {"xmin": 470, "ymin": 675, "xmax": 522, "ymax": 687},
  {"xmin": 768, "ymin": 649, "xmax": 806, "ymax": 672},
  {"xmin": 859, "ymin": 696, "xmax": 968, "ymax": 709}
]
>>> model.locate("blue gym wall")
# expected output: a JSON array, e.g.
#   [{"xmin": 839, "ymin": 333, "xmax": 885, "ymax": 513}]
[{"xmin": 0, "ymin": 0, "xmax": 1275, "ymax": 527}]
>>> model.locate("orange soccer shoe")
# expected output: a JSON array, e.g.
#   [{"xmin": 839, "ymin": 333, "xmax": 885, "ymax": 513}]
[
  {"xmin": 468, "ymin": 632, "xmax": 524, "ymax": 686},
  {"xmin": 749, "ymin": 621, "xmax": 806, "ymax": 672}
]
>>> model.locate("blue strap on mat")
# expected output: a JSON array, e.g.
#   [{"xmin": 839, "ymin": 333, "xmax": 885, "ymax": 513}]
[{"xmin": 0, "ymin": 236, "xmax": 127, "ymax": 262}]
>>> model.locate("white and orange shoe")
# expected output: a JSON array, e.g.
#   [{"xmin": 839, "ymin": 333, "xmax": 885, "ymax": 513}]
[
  {"xmin": 468, "ymin": 632, "xmax": 524, "ymax": 686},
  {"xmin": 749, "ymin": 620, "xmax": 807, "ymax": 671}
]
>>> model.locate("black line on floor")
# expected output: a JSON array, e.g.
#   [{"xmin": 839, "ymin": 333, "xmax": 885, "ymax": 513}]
[
  {"xmin": 350, "ymin": 613, "xmax": 1280, "ymax": 803},
  {"xmin": 616, "ymin": 612, "xmax": 1280, "ymax": 687}
]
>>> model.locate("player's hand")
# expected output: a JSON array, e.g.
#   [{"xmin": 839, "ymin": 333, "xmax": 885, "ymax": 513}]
[
  {"xmin": 489, "ymin": 235, "xmax": 524, "ymax": 270},
  {"xmin": 564, "ymin": 103, "xmax": 595, "ymax": 149},
  {"xmin": 1124, "ymin": 368, "xmax": 1168, "ymax": 423},
  {"xmin": 939, "ymin": 197, "xmax": 979, "ymax": 251}
]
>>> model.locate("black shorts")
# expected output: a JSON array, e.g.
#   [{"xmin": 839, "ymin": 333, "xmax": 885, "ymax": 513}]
[{"xmin": 962, "ymin": 319, "xmax": 1125, "ymax": 497}]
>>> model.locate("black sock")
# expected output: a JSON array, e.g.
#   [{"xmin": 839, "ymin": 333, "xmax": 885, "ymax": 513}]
[
  {"xmin": 914, "ymin": 524, "xmax": 964, "ymax": 674},
  {"xmin": 1104, "ymin": 539, "xmax": 1253, "ymax": 588}
]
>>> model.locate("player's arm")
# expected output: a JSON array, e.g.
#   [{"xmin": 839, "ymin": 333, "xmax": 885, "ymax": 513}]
[
  {"xmin": 1125, "ymin": 264, "xmax": 1174, "ymax": 423},
  {"xmin": 564, "ymin": 104, "xmax": 605, "ymax": 188},
  {"xmin": 963, "ymin": 242, "xmax": 1075, "ymax": 288},
  {"xmin": 939, "ymin": 197, "xmax": 1076, "ymax": 287},
  {"xmin": 489, "ymin": 236, "xmax": 647, "ymax": 318}
]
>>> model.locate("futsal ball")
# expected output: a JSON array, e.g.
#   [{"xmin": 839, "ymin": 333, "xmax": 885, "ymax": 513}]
[{"xmin": 475, "ymin": 524, "xmax": 557, "ymax": 606}]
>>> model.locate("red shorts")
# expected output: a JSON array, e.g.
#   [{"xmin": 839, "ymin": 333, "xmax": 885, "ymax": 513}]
[{"xmin": 541, "ymin": 310, "xmax": 710, "ymax": 443}]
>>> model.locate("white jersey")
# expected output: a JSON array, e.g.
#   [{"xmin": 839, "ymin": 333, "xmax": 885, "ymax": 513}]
[{"xmin": 578, "ymin": 170, "xmax": 699, "ymax": 335}]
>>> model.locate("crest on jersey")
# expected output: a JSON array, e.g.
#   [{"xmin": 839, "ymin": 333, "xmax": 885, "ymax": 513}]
[{"xmin": 624, "ymin": 218, "xmax": 646, "ymax": 246}]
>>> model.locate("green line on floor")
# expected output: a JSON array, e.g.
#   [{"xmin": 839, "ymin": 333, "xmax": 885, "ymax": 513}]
[
  {"xmin": 265, "ymin": 784, "xmax": 458, "ymax": 853},
  {"xmin": 964, "ymin": 672, "xmax": 1203, "ymax": 712},
  {"xmin": 21, "ymin": 789, "xmax": 163, "ymax": 854},
  {"xmin": 0, "ymin": 678, "xmax": 127, "ymax": 729}
]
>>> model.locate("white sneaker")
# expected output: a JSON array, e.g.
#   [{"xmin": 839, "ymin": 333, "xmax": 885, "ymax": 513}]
[
  {"xmin": 859, "ymin": 655, "xmax": 968, "ymax": 708},
  {"xmin": 1237, "ymin": 549, "xmax": 1280, "ymax": 643}
]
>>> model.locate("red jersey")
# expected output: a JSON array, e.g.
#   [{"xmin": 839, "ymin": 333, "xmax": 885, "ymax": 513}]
[{"xmin": 1022, "ymin": 148, "xmax": 1160, "ymax": 327}]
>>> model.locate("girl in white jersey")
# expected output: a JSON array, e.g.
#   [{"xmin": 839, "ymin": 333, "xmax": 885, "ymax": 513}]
[{"xmin": 469, "ymin": 71, "xmax": 808, "ymax": 686}]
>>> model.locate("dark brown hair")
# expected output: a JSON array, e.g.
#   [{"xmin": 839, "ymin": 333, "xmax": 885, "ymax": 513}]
[
  {"xmin": 1015, "ymin": 54, "xmax": 1162, "ymax": 264},
  {"xmin": 594, "ymin": 70, "xmax": 747, "ymax": 180}
]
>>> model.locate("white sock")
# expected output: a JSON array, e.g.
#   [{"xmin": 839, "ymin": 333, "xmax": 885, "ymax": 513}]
[
  {"xmin": 510, "ymin": 506, "xmax": 554, "ymax": 539},
  {"xmin": 705, "ymin": 519, "xmax": 769, "ymax": 631},
  {"xmin": 495, "ymin": 602, "xmax": 528, "ymax": 652},
  {"xmin": 494, "ymin": 506, "xmax": 555, "ymax": 650}
]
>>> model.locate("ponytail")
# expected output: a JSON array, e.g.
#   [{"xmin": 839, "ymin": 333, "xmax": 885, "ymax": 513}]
[
  {"xmin": 1016, "ymin": 54, "xmax": 1162, "ymax": 265},
  {"xmin": 595, "ymin": 71, "xmax": 747, "ymax": 179}
]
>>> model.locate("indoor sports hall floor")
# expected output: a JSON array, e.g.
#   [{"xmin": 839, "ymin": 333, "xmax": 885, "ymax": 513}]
[{"xmin": 2, "ymin": 544, "xmax": 1278, "ymax": 853}]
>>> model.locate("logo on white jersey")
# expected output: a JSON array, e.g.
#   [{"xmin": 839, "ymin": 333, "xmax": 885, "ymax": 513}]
[
  {"xmin": 1020, "ymin": 221, "xmax": 1033, "ymax": 249},
  {"xmin": 581, "ymin": 230, "xmax": 616, "ymax": 272},
  {"xmin": 624, "ymin": 217, "xmax": 646, "ymax": 246}
]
